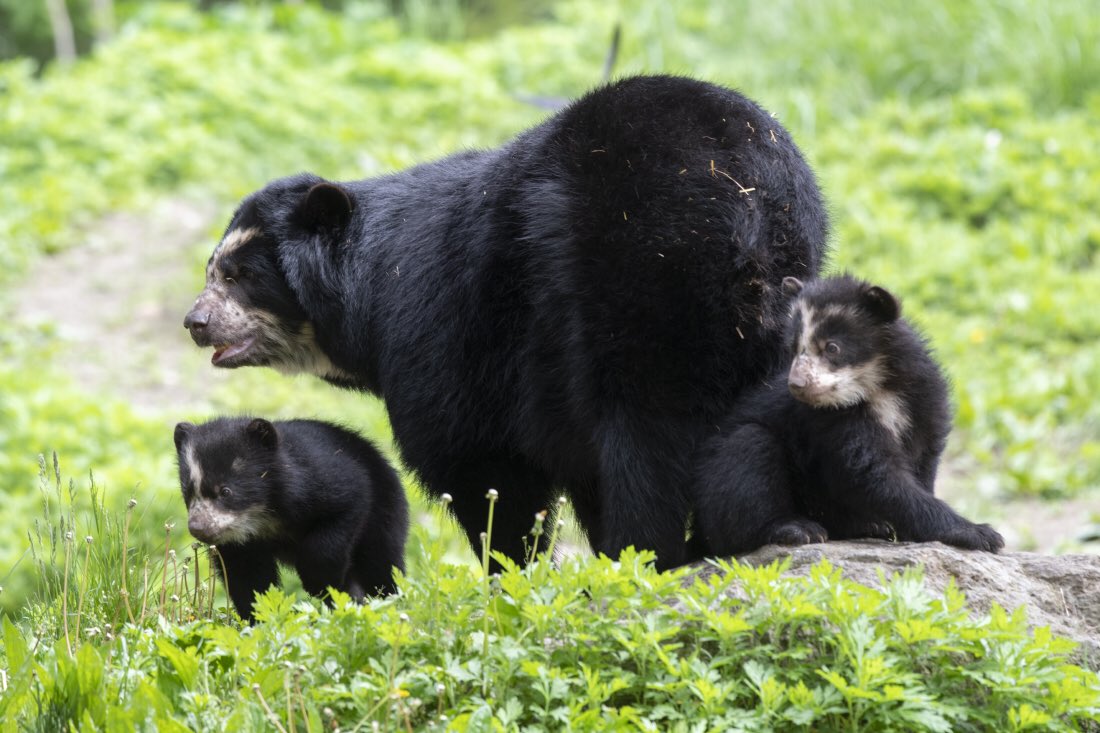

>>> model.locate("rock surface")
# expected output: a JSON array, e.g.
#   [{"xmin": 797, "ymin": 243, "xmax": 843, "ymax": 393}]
[{"xmin": 694, "ymin": 540, "xmax": 1100, "ymax": 663}]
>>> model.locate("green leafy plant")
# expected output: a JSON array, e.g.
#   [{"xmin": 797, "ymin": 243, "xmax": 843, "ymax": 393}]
[{"xmin": 2, "ymin": 474, "xmax": 1098, "ymax": 731}]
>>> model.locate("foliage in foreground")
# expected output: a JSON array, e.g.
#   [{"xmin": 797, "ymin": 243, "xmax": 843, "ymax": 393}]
[{"xmin": 2, "ymin": 471, "xmax": 1098, "ymax": 732}]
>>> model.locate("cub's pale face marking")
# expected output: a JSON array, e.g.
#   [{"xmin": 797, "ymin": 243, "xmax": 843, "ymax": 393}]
[
  {"xmin": 186, "ymin": 496, "xmax": 280, "ymax": 545},
  {"xmin": 178, "ymin": 437, "xmax": 282, "ymax": 545},
  {"xmin": 788, "ymin": 294, "xmax": 911, "ymax": 440},
  {"xmin": 181, "ymin": 442, "xmax": 203, "ymax": 495}
]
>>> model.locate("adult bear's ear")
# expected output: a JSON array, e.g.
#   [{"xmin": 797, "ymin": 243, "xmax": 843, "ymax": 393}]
[
  {"xmin": 297, "ymin": 182, "xmax": 353, "ymax": 232},
  {"xmin": 863, "ymin": 285, "xmax": 900, "ymax": 322},
  {"xmin": 246, "ymin": 418, "xmax": 279, "ymax": 450},
  {"xmin": 174, "ymin": 422, "xmax": 195, "ymax": 452}
]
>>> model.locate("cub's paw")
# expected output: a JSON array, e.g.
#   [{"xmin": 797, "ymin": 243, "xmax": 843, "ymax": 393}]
[
  {"xmin": 766, "ymin": 518, "xmax": 828, "ymax": 546},
  {"xmin": 853, "ymin": 520, "xmax": 896, "ymax": 541},
  {"xmin": 943, "ymin": 523, "xmax": 1005, "ymax": 553}
]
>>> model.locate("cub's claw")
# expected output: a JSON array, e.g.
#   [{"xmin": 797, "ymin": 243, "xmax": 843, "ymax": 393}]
[
  {"xmin": 766, "ymin": 518, "xmax": 829, "ymax": 546},
  {"xmin": 942, "ymin": 523, "xmax": 1005, "ymax": 553}
]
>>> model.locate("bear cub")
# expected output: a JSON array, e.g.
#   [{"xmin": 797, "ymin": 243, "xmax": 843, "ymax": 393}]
[
  {"xmin": 174, "ymin": 417, "xmax": 409, "ymax": 621},
  {"xmin": 693, "ymin": 274, "xmax": 1004, "ymax": 556}
]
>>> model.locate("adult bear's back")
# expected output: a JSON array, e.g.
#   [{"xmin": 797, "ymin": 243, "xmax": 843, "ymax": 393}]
[{"xmin": 511, "ymin": 75, "xmax": 828, "ymax": 419}]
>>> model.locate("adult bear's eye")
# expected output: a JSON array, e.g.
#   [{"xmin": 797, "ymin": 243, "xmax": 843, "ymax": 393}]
[
  {"xmin": 219, "ymin": 486, "xmax": 232, "ymax": 499},
  {"xmin": 825, "ymin": 341, "xmax": 841, "ymax": 355}
]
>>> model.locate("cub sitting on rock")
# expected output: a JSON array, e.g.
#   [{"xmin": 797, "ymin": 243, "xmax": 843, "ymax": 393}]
[
  {"xmin": 174, "ymin": 417, "xmax": 408, "ymax": 621},
  {"xmin": 692, "ymin": 274, "xmax": 1004, "ymax": 556}
]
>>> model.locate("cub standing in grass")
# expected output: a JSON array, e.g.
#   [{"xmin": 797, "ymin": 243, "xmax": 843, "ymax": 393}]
[
  {"xmin": 174, "ymin": 417, "xmax": 408, "ymax": 621},
  {"xmin": 692, "ymin": 274, "xmax": 1004, "ymax": 556},
  {"xmin": 182, "ymin": 75, "xmax": 829, "ymax": 570}
]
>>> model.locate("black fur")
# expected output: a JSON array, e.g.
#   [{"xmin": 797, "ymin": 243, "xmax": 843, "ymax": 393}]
[
  {"xmin": 184, "ymin": 75, "xmax": 829, "ymax": 569},
  {"xmin": 174, "ymin": 417, "xmax": 409, "ymax": 621},
  {"xmin": 693, "ymin": 275, "xmax": 1004, "ymax": 555}
]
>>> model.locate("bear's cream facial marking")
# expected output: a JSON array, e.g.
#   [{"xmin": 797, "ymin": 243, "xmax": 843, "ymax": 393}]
[
  {"xmin": 185, "ymin": 225, "xmax": 269, "ymax": 366},
  {"xmin": 787, "ymin": 291, "xmax": 912, "ymax": 440},
  {"xmin": 214, "ymin": 226, "xmax": 262, "ymax": 261},
  {"xmin": 788, "ymin": 301, "xmax": 888, "ymax": 410},
  {"xmin": 187, "ymin": 226, "xmax": 351, "ymax": 380},
  {"xmin": 186, "ymin": 496, "xmax": 281, "ymax": 545},
  {"xmin": 789, "ymin": 355, "xmax": 883, "ymax": 408},
  {"xmin": 181, "ymin": 443, "xmax": 203, "ymax": 498}
]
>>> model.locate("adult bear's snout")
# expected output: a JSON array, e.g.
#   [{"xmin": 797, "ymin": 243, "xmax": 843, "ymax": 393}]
[{"xmin": 184, "ymin": 307, "xmax": 210, "ymax": 331}]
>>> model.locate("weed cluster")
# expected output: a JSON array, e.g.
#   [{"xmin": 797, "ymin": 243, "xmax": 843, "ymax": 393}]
[{"xmin": 19, "ymin": 455, "xmax": 233, "ymax": 649}]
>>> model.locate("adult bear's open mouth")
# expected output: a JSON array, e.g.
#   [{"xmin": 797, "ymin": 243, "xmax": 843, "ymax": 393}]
[{"xmin": 212, "ymin": 337, "xmax": 257, "ymax": 367}]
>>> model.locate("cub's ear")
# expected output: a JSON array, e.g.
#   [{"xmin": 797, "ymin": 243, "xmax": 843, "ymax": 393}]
[
  {"xmin": 863, "ymin": 285, "xmax": 900, "ymax": 322},
  {"xmin": 297, "ymin": 182, "xmax": 353, "ymax": 232},
  {"xmin": 246, "ymin": 418, "xmax": 279, "ymax": 450},
  {"xmin": 782, "ymin": 276, "xmax": 804, "ymax": 296},
  {"xmin": 174, "ymin": 422, "xmax": 195, "ymax": 452}
]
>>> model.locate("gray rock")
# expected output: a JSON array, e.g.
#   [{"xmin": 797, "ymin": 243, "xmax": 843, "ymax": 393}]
[{"xmin": 692, "ymin": 540, "xmax": 1100, "ymax": 664}]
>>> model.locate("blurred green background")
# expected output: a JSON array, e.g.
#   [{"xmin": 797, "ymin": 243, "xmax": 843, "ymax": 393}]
[{"xmin": 2, "ymin": 0, "xmax": 1099, "ymax": 612}]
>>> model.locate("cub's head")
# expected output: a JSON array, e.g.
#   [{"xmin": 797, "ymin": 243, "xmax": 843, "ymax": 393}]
[
  {"xmin": 183, "ymin": 173, "xmax": 355, "ymax": 378},
  {"xmin": 174, "ymin": 418, "xmax": 283, "ymax": 545},
  {"xmin": 781, "ymin": 275, "xmax": 900, "ymax": 409}
]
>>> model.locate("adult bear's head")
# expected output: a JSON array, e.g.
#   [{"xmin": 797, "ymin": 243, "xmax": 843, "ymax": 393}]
[{"xmin": 183, "ymin": 173, "xmax": 356, "ymax": 380}]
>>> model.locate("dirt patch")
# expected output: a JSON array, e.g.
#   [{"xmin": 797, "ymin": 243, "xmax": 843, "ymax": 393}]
[{"xmin": 11, "ymin": 196, "xmax": 238, "ymax": 411}]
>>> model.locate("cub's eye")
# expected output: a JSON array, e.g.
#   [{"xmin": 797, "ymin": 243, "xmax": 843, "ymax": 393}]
[
  {"xmin": 825, "ymin": 341, "xmax": 841, "ymax": 355},
  {"xmin": 218, "ymin": 486, "xmax": 232, "ymax": 499}
]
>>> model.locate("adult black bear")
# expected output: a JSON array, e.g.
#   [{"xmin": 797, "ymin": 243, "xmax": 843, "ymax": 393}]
[
  {"xmin": 183, "ymin": 75, "xmax": 828, "ymax": 569},
  {"xmin": 692, "ymin": 275, "xmax": 1004, "ymax": 556},
  {"xmin": 174, "ymin": 417, "xmax": 409, "ymax": 621}
]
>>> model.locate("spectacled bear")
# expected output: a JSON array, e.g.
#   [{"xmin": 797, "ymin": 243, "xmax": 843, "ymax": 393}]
[
  {"xmin": 182, "ymin": 75, "xmax": 828, "ymax": 569},
  {"xmin": 174, "ymin": 417, "xmax": 409, "ymax": 621},
  {"xmin": 692, "ymin": 275, "xmax": 1004, "ymax": 556}
]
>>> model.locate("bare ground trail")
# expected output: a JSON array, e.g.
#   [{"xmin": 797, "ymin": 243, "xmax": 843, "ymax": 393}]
[
  {"xmin": 9, "ymin": 198, "xmax": 1098, "ymax": 554},
  {"xmin": 11, "ymin": 197, "xmax": 236, "ymax": 412}
]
